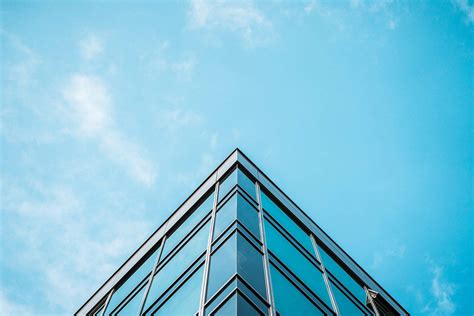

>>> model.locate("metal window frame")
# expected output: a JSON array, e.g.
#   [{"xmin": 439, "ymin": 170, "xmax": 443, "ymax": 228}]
[{"xmin": 76, "ymin": 149, "xmax": 408, "ymax": 316}]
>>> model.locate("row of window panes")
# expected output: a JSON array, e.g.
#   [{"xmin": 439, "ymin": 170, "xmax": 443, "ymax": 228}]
[{"xmin": 94, "ymin": 166, "xmax": 379, "ymax": 315}]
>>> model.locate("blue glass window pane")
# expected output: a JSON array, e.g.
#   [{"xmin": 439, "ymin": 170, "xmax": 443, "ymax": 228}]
[
  {"xmin": 153, "ymin": 265, "xmax": 204, "ymax": 316},
  {"xmin": 116, "ymin": 286, "xmax": 145, "ymax": 315},
  {"xmin": 270, "ymin": 264, "xmax": 325, "ymax": 316},
  {"xmin": 237, "ymin": 169, "xmax": 257, "ymax": 201},
  {"xmin": 207, "ymin": 234, "xmax": 237, "ymax": 298},
  {"xmin": 162, "ymin": 193, "xmax": 213, "ymax": 259},
  {"xmin": 218, "ymin": 169, "xmax": 237, "ymax": 202},
  {"xmin": 143, "ymin": 222, "xmax": 209, "ymax": 312},
  {"xmin": 318, "ymin": 246, "xmax": 366, "ymax": 303},
  {"xmin": 214, "ymin": 194, "xmax": 260, "ymax": 241},
  {"xmin": 265, "ymin": 221, "xmax": 331, "ymax": 308},
  {"xmin": 213, "ymin": 293, "xmax": 263, "ymax": 316},
  {"xmin": 236, "ymin": 234, "xmax": 266, "ymax": 298},
  {"xmin": 104, "ymin": 246, "xmax": 159, "ymax": 314},
  {"xmin": 213, "ymin": 195, "xmax": 237, "ymax": 241},
  {"xmin": 207, "ymin": 232, "xmax": 266, "ymax": 299},
  {"xmin": 261, "ymin": 192, "xmax": 314, "ymax": 254},
  {"xmin": 331, "ymin": 282, "xmax": 366, "ymax": 316}
]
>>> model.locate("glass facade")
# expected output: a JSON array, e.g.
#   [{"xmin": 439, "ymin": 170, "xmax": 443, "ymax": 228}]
[{"xmin": 78, "ymin": 152, "xmax": 406, "ymax": 316}]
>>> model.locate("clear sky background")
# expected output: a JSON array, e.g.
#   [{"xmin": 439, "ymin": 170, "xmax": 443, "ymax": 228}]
[{"xmin": 1, "ymin": 1, "xmax": 472, "ymax": 315}]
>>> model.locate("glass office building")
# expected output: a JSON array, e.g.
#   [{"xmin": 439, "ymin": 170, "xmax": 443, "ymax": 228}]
[{"xmin": 76, "ymin": 149, "xmax": 408, "ymax": 316}]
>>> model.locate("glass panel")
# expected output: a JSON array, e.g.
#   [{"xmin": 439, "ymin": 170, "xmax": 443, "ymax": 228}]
[
  {"xmin": 207, "ymin": 234, "xmax": 237, "ymax": 298},
  {"xmin": 162, "ymin": 193, "xmax": 214, "ymax": 259},
  {"xmin": 152, "ymin": 265, "xmax": 204, "ymax": 316},
  {"xmin": 270, "ymin": 264, "xmax": 325, "ymax": 316},
  {"xmin": 236, "ymin": 234, "xmax": 266, "ymax": 298},
  {"xmin": 212, "ymin": 293, "xmax": 237, "ymax": 316},
  {"xmin": 218, "ymin": 169, "xmax": 237, "ymax": 202},
  {"xmin": 265, "ymin": 221, "xmax": 332, "ymax": 307},
  {"xmin": 261, "ymin": 192, "xmax": 314, "ymax": 254},
  {"xmin": 237, "ymin": 169, "xmax": 257, "ymax": 201},
  {"xmin": 318, "ymin": 246, "xmax": 366, "ymax": 303},
  {"xmin": 116, "ymin": 286, "xmax": 145, "ymax": 315},
  {"xmin": 143, "ymin": 222, "xmax": 209, "ymax": 312},
  {"xmin": 214, "ymin": 193, "xmax": 260, "ymax": 241},
  {"xmin": 212, "ymin": 293, "xmax": 263, "ymax": 316},
  {"xmin": 104, "ymin": 246, "xmax": 159, "ymax": 314},
  {"xmin": 331, "ymin": 282, "xmax": 366, "ymax": 316},
  {"xmin": 207, "ymin": 232, "xmax": 266, "ymax": 299}
]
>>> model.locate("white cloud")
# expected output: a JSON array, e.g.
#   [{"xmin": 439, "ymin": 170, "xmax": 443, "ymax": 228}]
[
  {"xmin": 62, "ymin": 74, "xmax": 157, "ymax": 186},
  {"xmin": 453, "ymin": 0, "xmax": 474, "ymax": 24},
  {"xmin": 0, "ymin": 292, "xmax": 33, "ymax": 316},
  {"xmin": 1, "ymin": 178, "xmax": 153, "ymax": 314},
  {"xmin": 2, "ymin": 31, "xmax": 40, "ymax": 89},
  {"xmin": 171, "ymin": 57, "xmax": 196, "ymax": 81},
  {"xmin": 188, "ymin": 0, "xmax": 274, "ymax": 47},
  {"xmin": 425, "ymin": 265, "xmax": 456, "ymax": 315},
  {"xmin": 79, "ymin": 34, "xmax": 104, "ymax": 60},
  {"xmin": 371, "ymin": 240, "xmax": 406, "ymax": 269}
]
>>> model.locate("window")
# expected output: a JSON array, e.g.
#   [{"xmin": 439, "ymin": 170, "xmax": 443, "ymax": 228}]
[
  {"xmin": 104, "ymin": 245, "xmax": 160, "ymax": 314},
  {"xmin": 207, "ymin": 232, "xmax": 266, "ymax": 300},
  {"xmin": 330, "ymin": 282, "xmax": 368, "ymax": 316},
  {"xmin": 213, "ymin": 193, "xmax": 260, "ymax": 241},
  {"xmin": 264, "ymin": 221, "xmax": 332, "ymax": 308},
  {"xmin": 143, "ymin": 221, "xmax": 209, "ymax": 312},
  {"xmin": 270, "ymin": 264, "xmax": 325, "ymax": 316},
  {"xmin": 161, "ymin": 193, "xmax": 214, "ymax": 259},
  {"xmin": 218, "ymin": 168, "xmax": 257, "ymax": 203},
  {"xmin": 212, "ymin": 292, "xmax": 263, "ymax": 316},
  {"xmin": 151, "ymin": 265, "xmax": 204, "ymax": 316},
  {"xmin": 116, "ymin": 286, "xmax": 145, "ymax": 315},
  {"xmin": 317, "ymin": 245, "xmax": 366, "ymax": 303},
  {"xmin": 261, "ymin": 191, "xmax": 314, "ymax": 254}
]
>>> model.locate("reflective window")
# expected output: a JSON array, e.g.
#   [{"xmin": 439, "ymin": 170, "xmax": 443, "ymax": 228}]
[
  {"xmin": 219, "ymin": 168, "xmax": 257, "ymax": 203},
  {"xmin": 207, "ymin": 232, "xmax": 266, "ymax": 299},
  {"xmin": 317, "ymin": 246, "xmax": 366, "ymax": 303},
  {"xmin": 236, "ymin": 233, "xmax": 266, "ymax": 298},
  {"xmin": 143, "ymin": 222, "xmax": 209, "ymax": 312},
  {"xmin": 218, "ymin": 169, "xmax": 237, "ymax": 202},
  {"xmin": 265, "ymin": 221, "xmax": 332, "ymax": 308},
  {"xmin": 330, "ymin": 282, "xmax": 367, "ymax": 316},
  {"xmin": 213, "ymin": 292, "xmax": 263, "ymax": 316},
  {"xmin": 104, "ymin": 246, "xmax": 159, "ymax": 314},
  {"xmin": 237, "ymin": 169, "xmax": 257, "ymax": 201},
  {"xmin": 270, "ymin": 264, "xmax": 325, "ymax": 316},
  {"xmin": 207, "ymin": 234, "xmax": 236, "ymax": 298},
  {"xmin": 152, "ymin": 265, "xmax": 204, "ymax": 316},
  {"xmin": 261, "ymin": 192, "xmax": 314, "ymax": 254},
  {"xmin": 162, "ymin": 193, "xmax": 214, "ymax": 259},
  {"xmin": 214, "ymin": 193, "xmax": 260, "ymax": 241},
  {"xmin": 116, "ymin": 286, "xmax": 145, "ymax": 315}
]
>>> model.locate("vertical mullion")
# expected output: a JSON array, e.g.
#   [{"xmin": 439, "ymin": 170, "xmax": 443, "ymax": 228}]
[
  {"xmin": 311, "ymin": 235, "xmax": 339, "ymax": 315},
  {"xmin": 198, "ymin": 177, "xmax": 219, "ymax": 316},
  {"xmin": 99, "ymin": 289, "xmax": 113, "ymax": 316},
  {"xmin": 138, "ymin": 236, "xmax": 166, "ymax": 315},
  {"xmin": 256, "ymin": 182, "xmax": 276, "ymax": 316}
]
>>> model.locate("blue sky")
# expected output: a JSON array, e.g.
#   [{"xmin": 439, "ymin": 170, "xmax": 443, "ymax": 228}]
[{"xmin": 1, "ymin": 0, "xmax": 472, "ymax": 315}]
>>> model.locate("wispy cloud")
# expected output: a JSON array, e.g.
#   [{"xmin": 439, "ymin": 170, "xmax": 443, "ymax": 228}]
[
  {"xmin": 1, "ymin": 178, "xmax": 153, "ymax": 314},
  {"xmin": 371, "ymin": 240, "xmax": 406, "ymax": 269},
  {"xmin": 145, "ymin": 42, "xmax": 197, "ymax": 81},
  {"xmin": 453, "ymin": 0, "xmax": 474, "ymax": 24},
  {"xmin": 423, "ymin": 263, "xmax": 457, "ymax": 315},
  {"xmin": 62, "ymin": 74, "xmax": 157, "ymax": 186},
  {"xmin": 79, "ymin": 34, "xmax": 104, "ymax": 60},
  {"xmin": 2, "ymin": 31, "xmax": 40, "ymax": 89},
  {"xmin": 188, "ymin": 0, "xmax": 274, "ymax": 47}
]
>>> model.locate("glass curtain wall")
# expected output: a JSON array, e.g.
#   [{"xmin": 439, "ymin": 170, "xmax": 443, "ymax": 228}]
[{"xmin": 91, "ymin": 164, "xmax": 393, "ymax": 316}]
